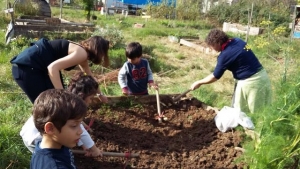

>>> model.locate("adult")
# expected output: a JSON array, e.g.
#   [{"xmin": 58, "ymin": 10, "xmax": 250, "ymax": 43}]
[
  {"xmin": 190, "ymin": 29, "xmax": 272, "ymax": 113},
  {"xmin": 11, "ymin": 36, "xmax": 109, "ymax": 103}
]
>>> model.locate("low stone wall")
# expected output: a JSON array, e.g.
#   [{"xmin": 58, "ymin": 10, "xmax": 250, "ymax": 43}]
[
  {"xmin": 223, "ymin": 22, "xmax": 262, "ymax": 36},
  {"xmin": 179, "ymin": 38, "xmax": 219, "ymax": 55}
]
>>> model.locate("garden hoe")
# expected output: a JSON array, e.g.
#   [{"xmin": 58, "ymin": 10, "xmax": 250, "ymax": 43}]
[
  {"xmin": 173, "ymin": 89, "xmax": 192, "ymax": 102},
  {"xmin": 155, "ymin": 89, "xmax": 167, "ymax": 123}
]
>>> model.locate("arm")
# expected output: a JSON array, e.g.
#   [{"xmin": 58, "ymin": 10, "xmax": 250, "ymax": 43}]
[
  {"xmin": 79, "ymin": 124, "xmax": 102, "ymax": 157},
  {"xmin": 146, "ymin": 61, "xmax": 158, "ymax": 90},
  {"xmin": 47, "ymin": 44, "xmax": 88, "ymax": 89},
  {"xmin": 118, "ymin": 64, "xmax": 129, "ymax": 95},
  {"xmin": 190, "ymin": 73, "xmax": 218, "ymax": 90},
  {"xmin": 147, "ymin": 61, "xmax": 154, "ymax": 83}
]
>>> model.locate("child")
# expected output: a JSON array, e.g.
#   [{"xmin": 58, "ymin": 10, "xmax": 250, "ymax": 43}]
[
  {"xmin": 118, "ymin": 42, "xmax": 158, "ymax": 95},
  {"xmin": 68, "ymin": 72, "xmax": 101, "ymax": 156},
  {"xmin": 20, "ymin": 72, "xmax": 102, "ymax": 157},
  {"xmin": 30, "ymin": 89, "xmax": 86, "ymax": 169}
]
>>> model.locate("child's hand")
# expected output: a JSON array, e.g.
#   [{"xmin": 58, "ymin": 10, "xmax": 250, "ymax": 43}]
[
  {"xmin": 84, "ymin": 145, "xmax": 102, "ymax": 157},
  {"xmin": 190, "ymin": 81, "xmax": 202, "ymax": 90},
  {"xmin": 149, "ymin": 83, "xmax": 159, "ymax": 90},
  {"xmin": 122, "ymin": 87, "xmax": 129, "ymax": 95}
]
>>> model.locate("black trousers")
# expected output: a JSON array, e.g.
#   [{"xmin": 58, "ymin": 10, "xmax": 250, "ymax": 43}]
[{"xmin": 12, "ymin": 64, "xmax": 54, "ymax": 103}]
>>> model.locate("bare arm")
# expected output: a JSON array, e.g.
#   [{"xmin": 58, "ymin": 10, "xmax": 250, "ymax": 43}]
[
  {"xmin": 75, "ymin": 46, "xmax": 108, "ymax": 102},
  {"xmin": 190, "ymin": 73, "xmax": 218, "ymax": 90},
  {"xmin": 47, "ymin": 43, "xmax": 88, "ymax": 89}
]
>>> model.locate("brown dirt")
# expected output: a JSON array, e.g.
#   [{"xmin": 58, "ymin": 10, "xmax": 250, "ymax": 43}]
[
  {"xmin": 72, "ymin": 37, "xmax": 244, "ymax": 168},
  {"xmin": 74, "ymin": 98, "xmax": 244, "ymax": 169}
]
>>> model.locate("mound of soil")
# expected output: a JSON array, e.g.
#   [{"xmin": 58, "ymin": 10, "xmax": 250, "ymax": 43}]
[
  {"xmin": 74, "ymin": 98, "xmax": 244, "ymax": 169},
  {"xmin": 94, "ymin": 69, "xmax": 119, "ymax": 84}
]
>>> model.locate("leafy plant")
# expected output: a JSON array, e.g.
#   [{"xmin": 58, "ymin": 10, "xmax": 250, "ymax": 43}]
[
  {"xmin": 92, "ymin": 24, "xmax": 124, "ymax": 48},
  {"xmin": 108, "ymin": 48, "xmax": 126, "ymax": 69}
]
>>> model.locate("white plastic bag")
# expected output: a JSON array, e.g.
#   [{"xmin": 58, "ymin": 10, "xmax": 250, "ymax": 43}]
[{"xmin": 214, "ymin": 106, "xmax": 255, "ymax": 132}]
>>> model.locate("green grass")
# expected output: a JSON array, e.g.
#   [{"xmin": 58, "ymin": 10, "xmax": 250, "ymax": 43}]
[{"xmin": 0, "ymin": 3, "xmax": 299, "ymax": 169}]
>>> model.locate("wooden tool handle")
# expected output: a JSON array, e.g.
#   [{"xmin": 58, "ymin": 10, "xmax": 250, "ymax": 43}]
[
  {"xmin": 155, "ymin": 90, "xmax": 162, "ymax": 122},
  {"xmin": 173, "ymin": 89, "xmax": 191, "ymax": 101},
  {"xmin": 72, "ymin": 150, "xmax": 140, "ymax": 158},
  {"xmin": 82, "ymin": 121, "xmax": 93, "ymax": 133},
  {"xmin": 155, "ymin": 90, "xmax": 161, "ymax": 115}
]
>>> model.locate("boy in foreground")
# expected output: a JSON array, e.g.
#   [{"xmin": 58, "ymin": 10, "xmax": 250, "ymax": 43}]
[
  {"xmin": 118, "ymin": 42, "xmax": 158, "ymax": 95},
  {"xmin": 30, "ymin": 89, "xmax": 87, "ymax": 169},
  {"xmin": 21, "ymin": 72, "xmax": 102, "ymax": 157}
]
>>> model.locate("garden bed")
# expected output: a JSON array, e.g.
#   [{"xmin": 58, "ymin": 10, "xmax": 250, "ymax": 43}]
[
  {"xmin": 178, "ymin": 37, "xmax": 219, "ymax": 55},
  {"xmin": 74, "ymin": 97, "xmax": 244, "ymax": 169}
]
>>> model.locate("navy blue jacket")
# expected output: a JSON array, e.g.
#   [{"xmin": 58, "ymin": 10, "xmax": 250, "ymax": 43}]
[{"xmin": 213, "ymin": 38, "xmax": 262, "ymax": 80}]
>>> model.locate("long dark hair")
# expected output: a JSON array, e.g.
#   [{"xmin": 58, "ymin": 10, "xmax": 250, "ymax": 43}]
[{"xmin": 80, "ymin": 36, "xmax": 110, "ymax": 67}]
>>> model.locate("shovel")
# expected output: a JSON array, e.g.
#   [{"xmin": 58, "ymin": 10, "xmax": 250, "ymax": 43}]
[{"xmin": 173, "ymin": 89, "xmax": 192, "ymax": 102}]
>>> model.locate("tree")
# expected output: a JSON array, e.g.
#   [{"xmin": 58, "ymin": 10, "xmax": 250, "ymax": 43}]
[{"xmin": 82, "ymin": 0, "xmax": 94, "ymax": 21}]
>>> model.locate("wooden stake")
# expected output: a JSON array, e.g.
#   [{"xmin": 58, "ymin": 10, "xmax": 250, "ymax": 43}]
[{"xmin": 72, "ymin": 150, "xmax": 139, "ymax": 158}]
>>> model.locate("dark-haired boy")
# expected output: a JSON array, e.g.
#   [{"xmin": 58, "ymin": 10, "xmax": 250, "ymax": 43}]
[
  {"xmin": 30, "ymin": 89, "xmax": 87, "ymax": 169},
  {"xmin": 118, "ymin": 42, "xmax": 158, "ymax": 95}
]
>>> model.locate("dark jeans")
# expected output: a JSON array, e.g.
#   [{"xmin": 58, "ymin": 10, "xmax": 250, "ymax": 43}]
[{"xmin": 12, "ymin": 64, "xmax": 54, "ymax": 103}]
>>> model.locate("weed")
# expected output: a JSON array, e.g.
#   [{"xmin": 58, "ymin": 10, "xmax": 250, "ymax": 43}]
[
  {"xmin": 108, "ymin": 48, "xmax": 126, "ymax": 69},
  {"xmin": 114, "ymin": 97, "xmax": 135, "ymax": 108},
  {"xmin": 175, "ymin": 53, "xmax": 185, "ymax": 60}
]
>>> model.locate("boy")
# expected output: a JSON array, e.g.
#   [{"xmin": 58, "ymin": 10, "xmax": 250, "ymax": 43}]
[
  {"xmin": 30, "ymin": 89, "xmax": 87, "ymax": 169},
  {"xmin": 118, "ymin": 42, "xmax": 158, "ymax": 95},
  {"xmin": 21, "ymin": 72, "xmax": 102, "ymax": 157}
]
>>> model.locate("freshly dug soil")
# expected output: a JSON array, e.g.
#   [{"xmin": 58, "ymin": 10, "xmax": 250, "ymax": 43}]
[{"xmin": 74, "ymin": 98, "xmax": 244, "ymax": 169}]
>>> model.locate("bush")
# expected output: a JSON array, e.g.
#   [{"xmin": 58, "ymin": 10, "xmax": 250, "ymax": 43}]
[
  {"xmin": 0, "ymin": 13, "xmax": 10, "ymax": 29},
  {"xmin": 206, "ymin": 0, "xmax": 291, "ymax": 30},
  {"xmin": 92, "ymin": 24, "xmax": 124, "ymax": 48}
]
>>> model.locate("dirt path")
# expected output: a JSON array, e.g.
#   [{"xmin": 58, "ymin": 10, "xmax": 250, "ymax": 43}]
[{"xmin": 74, "ymin": 99, "xmax": 244, "ymax": 169}]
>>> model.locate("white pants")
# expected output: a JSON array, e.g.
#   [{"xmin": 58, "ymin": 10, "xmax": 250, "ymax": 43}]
[{"xmin": 233, "ymin": 69, "xmax": 272, "ymax": 113}]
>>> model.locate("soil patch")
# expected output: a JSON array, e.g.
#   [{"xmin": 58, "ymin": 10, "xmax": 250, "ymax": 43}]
[{"xmin": 74, "ymin": 98, "xmax": 244, "ymax": 169}]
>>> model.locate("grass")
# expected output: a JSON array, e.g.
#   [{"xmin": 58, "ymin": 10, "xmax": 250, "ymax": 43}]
[{"xmin": 0, "ymin": 3, "xmax": 299, "ymax": 169}]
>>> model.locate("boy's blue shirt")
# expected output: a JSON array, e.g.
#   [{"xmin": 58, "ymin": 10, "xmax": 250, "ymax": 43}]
[
  {"xmin": 30, "ymin": 141, "xmax": 76, "ymax": 169},
  {"xmin": 118, "ymin": 58, "xmax": 154, "ymax": 95}
]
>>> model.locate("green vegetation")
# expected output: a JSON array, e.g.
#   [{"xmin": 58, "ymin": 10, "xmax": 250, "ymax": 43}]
[{"xmin": 0, "ymin": 0, "xmax": 299, "ymax": 168}]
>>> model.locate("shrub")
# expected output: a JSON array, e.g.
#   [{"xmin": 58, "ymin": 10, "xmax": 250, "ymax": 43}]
[{"xmin": 92, "ymin": 24, "xmax": 124, "ymax": 48}]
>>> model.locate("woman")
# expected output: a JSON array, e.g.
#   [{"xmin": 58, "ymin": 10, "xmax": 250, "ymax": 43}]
[
  {"xmin": 190, "ymin": 29, "xmax": 272, "ymax": 114},
  {"xmin": 11, "ymin": 36, "xmax": 108, "ymax": 103}
]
